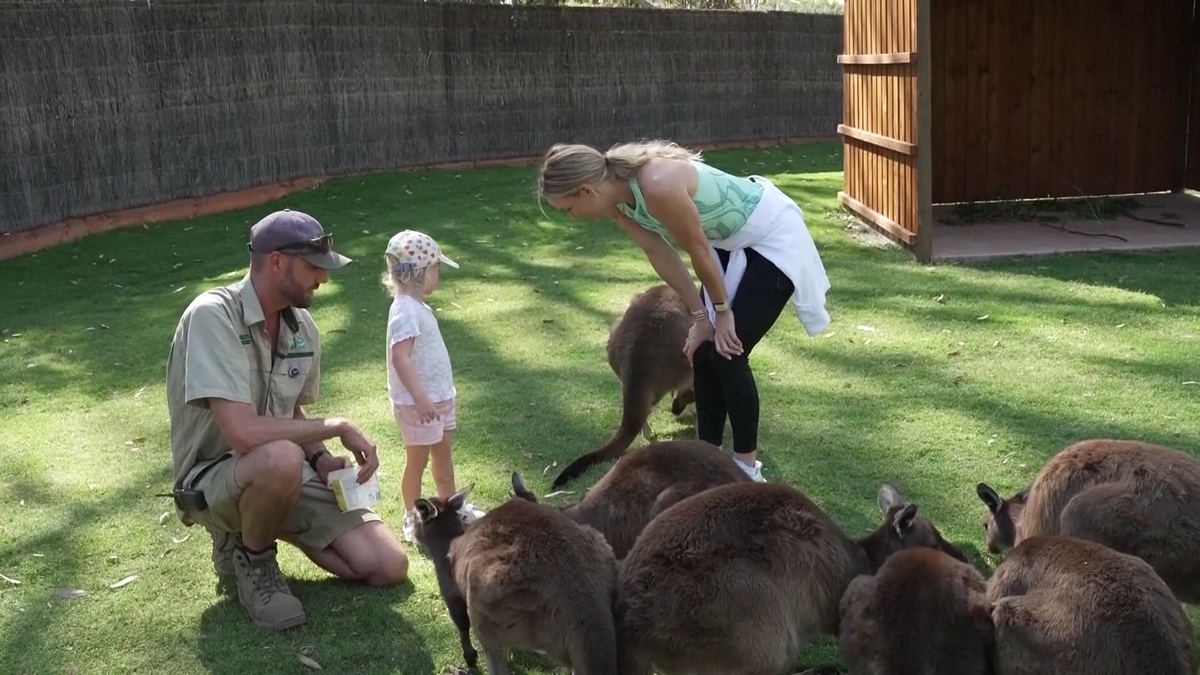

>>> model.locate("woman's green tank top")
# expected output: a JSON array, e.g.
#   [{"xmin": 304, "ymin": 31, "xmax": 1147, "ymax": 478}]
[{"xmin": 616, "ymin": 160, "xmax": 765, "ymax": 241}]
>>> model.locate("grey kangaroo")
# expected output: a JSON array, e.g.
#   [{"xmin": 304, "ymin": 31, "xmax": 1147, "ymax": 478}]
[
  {"xmin": 552, "ymin": 284, "xmax": 694, "ymax": 489},
  {"xmin": 616, "ymin": 481, "xmax": 967, "ymax": 675},
  {"xmin": 989, "ymin": 534, "xmax": 1196, "ymax": 674},
  {"xmin": 413, "ymin": 484, "xmax": 619, "ymax": 675},
  {"xmin": 838, "ymin": 546, "xmax": 995, "ymax": 675},
  {"xmin": 514, "ymin": 439, "xmax": 750, "ymax": 559},
  {"xmin": 976, "ymin": 437, "xmax": 1200, "ymax": 603}
]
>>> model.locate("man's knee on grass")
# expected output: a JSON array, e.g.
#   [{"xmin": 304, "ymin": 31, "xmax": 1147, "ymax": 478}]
[
  {"xmin": 338, "ymin": 522, "xmax": 411, "ymax": 586},
  {"xmin": 236, "ymin": 440, "xmax": 306, "ymax": 496}
]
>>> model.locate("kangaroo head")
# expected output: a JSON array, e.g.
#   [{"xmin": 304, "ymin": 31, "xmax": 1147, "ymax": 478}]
[
  {"xmin": 670, "ymin": 386, "xmax": 695, "ymax": 416},
  {"xmin": 412, "ymin": 483, "xmax": 475, "ymax": 551},
  {"xmin": 975, "ymin": 482, "xmax": 1027, "ymax": 554},
  {"xmin": 859, "ymin": 482, "xmax": 969, "ymax": 571}
]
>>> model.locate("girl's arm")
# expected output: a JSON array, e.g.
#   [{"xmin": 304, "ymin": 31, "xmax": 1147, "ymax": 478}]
[
  {"xmin": 634, "ymin": 163, "xmax": 730, "ymax": 309},
  {"xmin": 390, "ymin": 338, "xmax": 432, "ymax": 406}
]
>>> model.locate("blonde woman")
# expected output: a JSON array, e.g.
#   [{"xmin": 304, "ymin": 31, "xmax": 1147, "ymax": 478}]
[{"xmin": 536, "ymin": 140, "xmax": 831, "ymax": 482}]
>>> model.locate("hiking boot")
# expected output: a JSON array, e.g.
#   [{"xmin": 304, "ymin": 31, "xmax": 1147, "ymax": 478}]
[
  {"xmin": 232, "ymin": 543, "xmax": 306, "ymax": 631},
  {"xmin": 209, "ymin": 526, "xmax": 236, "ymax": 577}
]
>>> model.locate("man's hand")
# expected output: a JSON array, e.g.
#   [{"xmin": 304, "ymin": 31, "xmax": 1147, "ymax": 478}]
[
  {"xmin": 314, "ymin": 452, "xmax": 351, "ymax": 483},
  {"xmin": 339, "ymin": 423, "xmax": 379, "ymax": 484}
]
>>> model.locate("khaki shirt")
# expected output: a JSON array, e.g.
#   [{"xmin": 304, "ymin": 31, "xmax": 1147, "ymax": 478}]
[{"xmin": 166, "ymin": 274, "xmax": 321, "ymax": 491}]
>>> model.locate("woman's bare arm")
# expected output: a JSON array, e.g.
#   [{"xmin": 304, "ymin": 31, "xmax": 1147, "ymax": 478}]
[
  {"xmin": 634, "ymin": 161, "xmax": 730, "ymax": 308},
  {"xmin": 611, "ymin": 210, "xmax": 706, "ymax": 314}
]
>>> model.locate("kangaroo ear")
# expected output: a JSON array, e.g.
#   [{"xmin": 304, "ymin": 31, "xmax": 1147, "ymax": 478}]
[
  {"xmin": 511, "ymin": 471, "xmax": 537, "ymax": 502},
  {"xmin": 414, "ymin": 498, "xmax": 439, "ymax": 522},
  {"xmin": 877, "ymin": 482, "xmax": 906, "ymax": 513},
  {"xmin": 1014, "ymin": 486, "xmax": 1031, "ymax": 503},
  {"xmin": 976, "ymin": 483, "xmax": 1003, "ymax": 515},
  {"xmin": 448, "ymin": 483, "xmax": 474, "ymax": 511},
  {"xmin": 892, "ymin": 504, "xmax": 919, "ymax": 537}
]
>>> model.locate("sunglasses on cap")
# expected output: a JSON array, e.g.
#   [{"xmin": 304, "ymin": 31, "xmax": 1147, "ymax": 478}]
[{"xmin": 248, "ymin": 234, "xmax": 333, "ymax": 255}]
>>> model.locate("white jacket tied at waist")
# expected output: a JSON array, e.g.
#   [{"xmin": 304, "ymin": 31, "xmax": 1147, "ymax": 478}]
[{"xmin": 701, "ymin": 176, "xmax": 832, "ymax": 337}]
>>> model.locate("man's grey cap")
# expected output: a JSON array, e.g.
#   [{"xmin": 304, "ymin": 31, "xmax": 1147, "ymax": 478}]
[{"xmin": 249, "ymin": 209, "xmax": 352, "ymax": 270}]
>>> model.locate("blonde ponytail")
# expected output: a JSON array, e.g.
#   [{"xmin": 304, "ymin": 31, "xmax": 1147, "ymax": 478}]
[
  {"xmin": 536, "ymin": 139, "xmax": 704, "ymax": 199},
  {"xmin": 602, "ymin": 140, "xmax": 703, "ymax": 179}
]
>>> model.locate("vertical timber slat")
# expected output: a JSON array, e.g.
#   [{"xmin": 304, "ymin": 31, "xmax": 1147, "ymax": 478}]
[{"xmin": 839, "ymin": 0, "xmax": 922, "ymax": 253}]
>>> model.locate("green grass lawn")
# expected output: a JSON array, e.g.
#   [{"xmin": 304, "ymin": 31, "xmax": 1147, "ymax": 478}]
[{"xmin": 2, "ymin": 141, "xmax": 1199, "ymax": 674}]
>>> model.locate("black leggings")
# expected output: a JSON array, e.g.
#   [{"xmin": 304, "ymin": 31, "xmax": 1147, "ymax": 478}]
[{"xmin": 693, "ymin": 246, "xmax": 794, "ymax": 454}]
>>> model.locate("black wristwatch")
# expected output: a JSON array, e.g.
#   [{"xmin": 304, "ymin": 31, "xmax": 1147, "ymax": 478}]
[{"xmin": 308, "ymin": 449, "xmax": 328, "ymax": 472}]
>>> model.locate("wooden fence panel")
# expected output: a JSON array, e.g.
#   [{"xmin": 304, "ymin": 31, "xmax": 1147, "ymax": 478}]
[
  {"xmin": 839, "ymin": 0, "xmax": 920, "ymax": 249},
  {"xmin": 1187, "ymin": 0, "xmax": 1200, "ymax": 191},
  {"xmin": 933, "ymin": 0, "xmax": 1190, "ymax": 204}
]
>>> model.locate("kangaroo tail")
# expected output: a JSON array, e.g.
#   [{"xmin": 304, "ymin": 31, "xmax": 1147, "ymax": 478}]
[{"xmin": 551, "ymin": 371, "xmax": 654, "ymax": 490}]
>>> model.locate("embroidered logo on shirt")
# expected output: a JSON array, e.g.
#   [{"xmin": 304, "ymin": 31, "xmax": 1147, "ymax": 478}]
[
  {"xmin": 238, "ymin": 333, "xmax": 251, "ymax": 345},
  {"xmin": 288, "ymin": 366, "xmax": 301, "ymax": 379},
  {"xmin": 290, "ymin": 335, "xmax": 307, "ymax": 351}
]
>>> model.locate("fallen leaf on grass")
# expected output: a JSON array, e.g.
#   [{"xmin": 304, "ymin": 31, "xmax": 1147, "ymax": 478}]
[
  {"xmin": 544, "ymin": 490, "xmax": 575, "ymax": 499},
  {"xmin": 976, "ymin": 314, "xmax": 989, "ymax": 321},
  {"xmin": 1184, "ymin": 381, "xmax": 1198, "ymax": 386},
  {"xmin": 521, "ymin": 452, "xmax": 532, "ymax": 459},
  {"xmin": 172, "ymin": 534, "xmax": 191, "ymax": 544},
  {"xmin": 0, "ymin": 573, "xmax": 20, "ymax": 585},
  {"xmin": 856, "ymin": 325, "xmax": 875, "ymax": 332},
  {"xmin": 299, "ymin": 654, "xmax": 323, "ymax": 670},
  {"xmin": 172, "ymin": 286, "xmax": 186, "ymax": 294},
  {"xmin": 947, "ymin": 350, "xmax": 962, "ymax": 357},
  {"xmin": 934, "ymin": 294, "xmax": 946, "ymax": 303},
  {"xmin": 57, "ymin": 588, "xmax": 88, "ymax": 600},
  {"xmin": 158, "ymin": 511, "xmax": 172, "ymax": 526}
]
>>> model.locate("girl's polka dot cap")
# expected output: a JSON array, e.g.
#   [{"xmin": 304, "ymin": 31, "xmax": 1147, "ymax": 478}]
[{"xmin": 385, "ymin": 230, "xmax": 459, "ymax": 269}]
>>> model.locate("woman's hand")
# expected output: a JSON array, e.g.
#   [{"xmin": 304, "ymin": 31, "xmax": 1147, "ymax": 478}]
[
  {"xmin": 713, "ymin": 310, "xmax": 743, "ymax": 359},
  {"xmin": 684, "ymin": 317, "xmax": 714, "ymax": 365}
]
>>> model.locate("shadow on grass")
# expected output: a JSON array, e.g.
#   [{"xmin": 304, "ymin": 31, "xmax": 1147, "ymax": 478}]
[
  {"xmin": 196, "ymin": 579, "xmax": 431, "ymax": 675},
  {"xmin": 959, "ymin": 248, "xmax": 1200, "ymax": 311},
  {"xmin": 0, "ymin": 462, "xmax": 175, "ymax": 674}
]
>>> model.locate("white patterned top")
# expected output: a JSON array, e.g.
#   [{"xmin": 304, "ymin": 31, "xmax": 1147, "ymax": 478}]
[{"xmin": 386, "ymin": 293, "xmax": 456, "ymax": 406}]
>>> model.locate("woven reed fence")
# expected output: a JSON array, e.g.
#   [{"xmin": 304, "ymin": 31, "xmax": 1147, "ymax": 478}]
[{"xmin": 0, "ymin": 0, "xmax": 843, "ymax": 235}]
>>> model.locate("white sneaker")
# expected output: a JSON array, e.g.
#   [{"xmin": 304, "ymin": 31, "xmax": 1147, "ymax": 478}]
[
  {"xmin": 459, "ymin": 502, "xmax": 487, "ymax": 525},
  {"xmin": 402, "ymin": 509, "xmax": 417, "ymax": 544},
  {"xmin": 738, "ymin": 460, "xmax": 767, "ymax": 483}
]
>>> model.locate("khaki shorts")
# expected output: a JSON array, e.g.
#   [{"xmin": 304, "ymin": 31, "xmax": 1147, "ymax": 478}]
[{"xmin": 182, "ymin": 451, "xmax": 381, "ymax": 551}]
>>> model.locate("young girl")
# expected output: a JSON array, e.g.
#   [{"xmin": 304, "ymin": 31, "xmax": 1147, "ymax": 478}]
[{"xmin": 382, "ymin": 229, "xmax": 485, "ymax": 543}]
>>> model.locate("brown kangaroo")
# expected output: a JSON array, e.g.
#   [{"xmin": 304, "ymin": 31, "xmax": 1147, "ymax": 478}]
[
  {"xmin": 551, "ymin": 284, "xmax": 695, "ymax": 490},
  {"xmin": 514, "ymin": 439, "xmax": 751, "ymax": 559},
  {"xmin": 989, "ymin": 534, "xmax": 1196, "ymax": 675},
  {"xmin": 412, "ymin": 484, "xmax": 619, "ymax": 675},
  {"xmin": 976, "ymin": 438, "xmax": 1200, "ymax": 603},
  {"xmin": 615, "ymin": 481, "xmax": 968, "ymax": 675},
  {"xmin": 838, "ymin": 547, "xmax": 995, "ymax": 675}
]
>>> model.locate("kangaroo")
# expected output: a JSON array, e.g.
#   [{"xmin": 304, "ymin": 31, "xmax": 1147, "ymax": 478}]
[
  {"xmin": 976, "ymin": 438, "xmax": 1200, "ymax": 603},
  {"xmin": 551, "ymin": 284, "xmax": 695, "ymax": 490},
  {"xmin": 413, "ymin": 484, "xmax": 619, "ymax": 675},
  {"xmin": 615, "ymin": 480, "xmax": 968, "ymax": 675},
  {"xmin": 838, "ymin": 547, "xmax": 995, "ymax": 675},
  {"xmin": 989, "ymin": 534, "xmax": 1196, "ymax": 675},
  {"xmin": 513, "ymin": 440, "xmax": 751, "ymax": 559}
]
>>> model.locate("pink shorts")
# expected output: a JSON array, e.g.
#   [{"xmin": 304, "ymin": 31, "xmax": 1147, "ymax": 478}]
[{"xmin": 393, "ymin": 397, "xmax": 457, "ymax": 446}]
